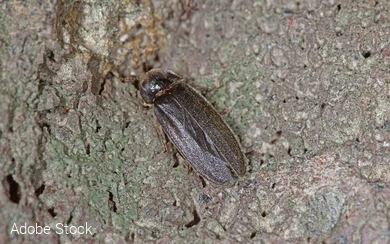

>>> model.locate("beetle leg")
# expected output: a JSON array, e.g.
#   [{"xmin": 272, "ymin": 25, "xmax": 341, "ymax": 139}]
[
  {"xmin": 121, "ymin": 75, "xmax": 139, "ymax": 84},
  {"xmin": 154, "ymin": 120, "xmax": 169, "ymax": 154},
  {"xmin": 219, "ymin": 94, "xmax": 245, "ymax": 117},
  {"xmin": 186, "ymin": 163, "xmax": 193, "ymax": 174},
  {"xmin": 171, "ymin": 147, "xmax": 192, "ymax": 171},
  {"xmin": 189, "ymin": 83, "xmax": 225, "ymax": 96}
]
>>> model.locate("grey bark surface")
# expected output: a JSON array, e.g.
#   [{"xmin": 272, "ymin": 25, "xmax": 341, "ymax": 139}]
[{"xmin": 1, "ymin": 0, "xmax": 389, "ymax": 243}]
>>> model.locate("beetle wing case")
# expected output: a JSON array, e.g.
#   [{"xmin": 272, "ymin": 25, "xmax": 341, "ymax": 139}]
[{"xmin": 140, "ymin": 69, "xmax": 246, "ymax": 186}]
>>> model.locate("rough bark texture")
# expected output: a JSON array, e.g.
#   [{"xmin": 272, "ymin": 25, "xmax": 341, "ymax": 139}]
[{"xmin": 1, "ymin": 0, "xmax": 389, "ymax": 243}]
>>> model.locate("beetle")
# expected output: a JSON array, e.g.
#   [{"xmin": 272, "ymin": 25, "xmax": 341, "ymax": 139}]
[{"xmin": 139, "ymin": 69, "xmax": 246, "ymax": 186}]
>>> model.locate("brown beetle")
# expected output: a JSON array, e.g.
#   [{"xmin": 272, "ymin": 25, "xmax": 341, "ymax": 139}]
[{"xmin": 140, "ymin": 69, "xmax": 246, "ymax": 186}]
